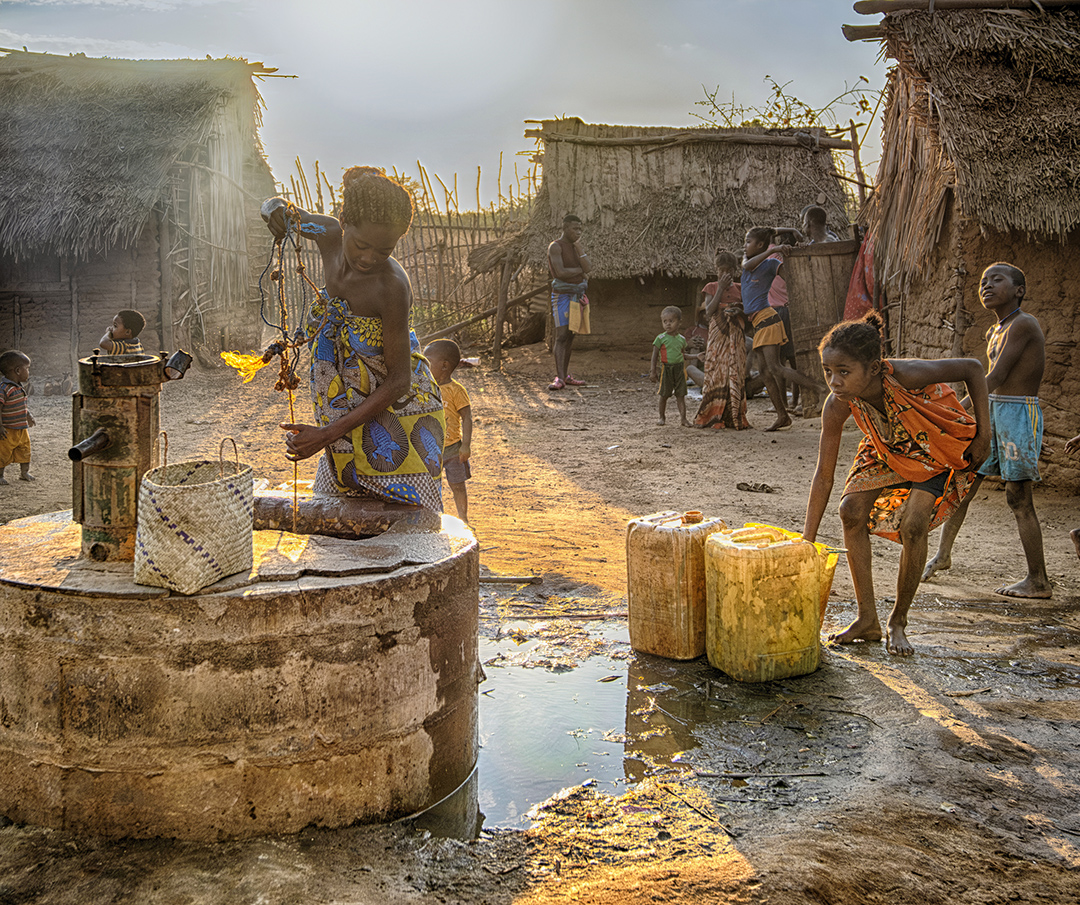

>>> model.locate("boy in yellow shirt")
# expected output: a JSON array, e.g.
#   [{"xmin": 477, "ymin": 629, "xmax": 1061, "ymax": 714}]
[{"xmin": 424, "ymin": 340, "xmax": 473, "ymax": 523}]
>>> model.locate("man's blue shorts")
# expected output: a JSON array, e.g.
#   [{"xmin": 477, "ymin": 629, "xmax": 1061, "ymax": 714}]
[
  {"xmin": 978, "ymin": 394, "xmax": 1042, "ymax": 483},
  {"xmin": 551, "ymin": 290, "xmax": 572, "ymax": 328}
]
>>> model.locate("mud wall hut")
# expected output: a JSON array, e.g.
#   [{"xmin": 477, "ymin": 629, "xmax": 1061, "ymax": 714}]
[
  {"xmin": 521, "ymin": 118, "xmax": 853, "ymax": 352},
  {"xmin": 850, "ymin": 5, "xmax": 1080, "ymax": 486},
  {"xmin": 0, "ymin": 50, "xmax": 276, "ymax": 379}
]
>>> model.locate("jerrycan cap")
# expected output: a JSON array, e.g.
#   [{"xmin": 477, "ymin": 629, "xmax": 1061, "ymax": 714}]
[{"xmin": 681, "ymin": 510, "xmax": 704, "ymax": 524}]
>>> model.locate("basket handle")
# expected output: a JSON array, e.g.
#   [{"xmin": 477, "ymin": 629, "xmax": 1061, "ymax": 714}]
[
  {"xmin": 155, "ymin": 430, "xmax": 168, "ymax": 466},
  {"xmin": 219, "ymin": 437, "xmax": 240, "ymax": 477}
]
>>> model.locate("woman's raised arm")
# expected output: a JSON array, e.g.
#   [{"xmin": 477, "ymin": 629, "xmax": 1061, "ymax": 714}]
[{"xmin": 261, "ymin": 197, "xmax": 342, "ymax": 251}]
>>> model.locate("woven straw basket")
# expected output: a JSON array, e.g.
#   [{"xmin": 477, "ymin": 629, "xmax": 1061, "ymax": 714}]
[{"xmin": 134, "ymin": 437, "xmax": 254, "ymax": 595}]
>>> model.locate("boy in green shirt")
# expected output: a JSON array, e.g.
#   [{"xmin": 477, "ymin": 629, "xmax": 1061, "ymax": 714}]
[{"xmin": 650, "ymin": 306, "xmax": 698, "ymax": 427}]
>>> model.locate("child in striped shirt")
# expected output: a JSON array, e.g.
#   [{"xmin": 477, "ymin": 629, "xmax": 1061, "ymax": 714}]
[
  {"xmin": 99, "ymin": 309, "xmax": 145, "ymax": 355},
  {"xmin": 0, "ymin": 350, "xmax": 35, "ymax": 484}
]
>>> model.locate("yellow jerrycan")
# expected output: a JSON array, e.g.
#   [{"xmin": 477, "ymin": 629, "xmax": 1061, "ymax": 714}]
[
  {"xmin": 627, "ymin": 510, "xmax": 728, "ymax": 660},
  {"xmin": 705, "ymin": 523, "xmax": 839, "ymax": 682}
]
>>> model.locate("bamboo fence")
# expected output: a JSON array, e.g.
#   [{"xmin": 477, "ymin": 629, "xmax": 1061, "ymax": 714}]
[{"xmin": 274, "ymin": 159, "xmax": 541, "ymax": 349}]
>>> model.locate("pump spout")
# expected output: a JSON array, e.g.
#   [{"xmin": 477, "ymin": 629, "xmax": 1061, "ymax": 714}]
[{"xmin": 69, "ymin": 428, "xmax": 111, "ymax": 462}]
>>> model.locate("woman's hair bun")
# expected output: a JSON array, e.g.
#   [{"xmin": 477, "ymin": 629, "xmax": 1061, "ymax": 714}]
[{"xmin": 861, "ymin": 311, "xmax": 885, "ymax": 333}]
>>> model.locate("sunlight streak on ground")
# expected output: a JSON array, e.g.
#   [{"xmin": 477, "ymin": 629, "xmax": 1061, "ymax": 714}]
[{"xmin": 843, "ymin": 656, "xmax": 997, "ymax": 755}]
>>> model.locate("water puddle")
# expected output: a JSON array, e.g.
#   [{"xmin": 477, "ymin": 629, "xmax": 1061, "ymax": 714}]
[
  {"xmin": 414, "ymin": 589, "xmax": 1080, "ymax": 838},
  {"xmin": 474, "ymin": 619, "xmax": 723, "ymax": 828}
]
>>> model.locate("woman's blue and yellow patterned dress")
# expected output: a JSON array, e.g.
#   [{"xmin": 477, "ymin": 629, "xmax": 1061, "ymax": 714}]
[{"xmin": 308, "ymin": 292, "xmax": 445, "ymax": 510}]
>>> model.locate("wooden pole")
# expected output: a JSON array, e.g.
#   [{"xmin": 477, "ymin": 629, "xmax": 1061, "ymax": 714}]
[
  {"xmin": 314, "ymin": 160, "xmax": 325, "ymax": 214},
  {"xmin": 854, "ymin": 0, "xmax": 1080, "ymax": 12},
  {"xmin": 411, "ymin": 175, "xmax": 434, "ymax": 323},
  {"xmin": 321, "ymin": 172, "xmax": 337, "ymax": 214},
  {"xmin": 526, "ymin": 129, "xmax": 852, "ymax": 151},
  {"xmin": 492, "ymin": 259, "xmax": 513, "ymax": 368},
  {"xmin": 849, "ymin": 120, "xmax": 867, "ymax": 207},
  {"xmin": 419, "ymin": 283, "xmax": 549, "ymax": 345},
  {"xmin": 158, "ymin": 207, "xmax": 175, "ymax": 351},
  {"xmin": 842, "ymin": 23, "xmax": 886, "ymax": 41},
  {"xmin": 69, "ymin": 264, "xmax": 79, "ymax": 377}
]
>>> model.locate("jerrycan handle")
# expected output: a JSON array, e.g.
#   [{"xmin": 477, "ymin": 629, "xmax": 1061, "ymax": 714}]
[{"xmin": 635, "ymin": 510, "xmax": 682, "ymax": 527}]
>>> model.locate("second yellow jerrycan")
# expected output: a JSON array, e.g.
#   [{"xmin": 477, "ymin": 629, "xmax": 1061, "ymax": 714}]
[
  {"xmin": 627, "ymin": 510, "xmax": 728, "ymax": 660},
  {"xmin": 705, "ymin": 524, "xmax": 839, "ymax": 683}
]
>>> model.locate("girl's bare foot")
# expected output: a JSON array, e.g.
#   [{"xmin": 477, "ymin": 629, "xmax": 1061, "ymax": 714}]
[
  {"xmin": 995, "ymin": 577, "xmax": 1052, "ymax": 599},
  {"xmin": 680, "ymin": 419, "xmax": 691, "ymax": 427},
  {"xmin": 886, "ymin": 623, "xmax": 914, "ymax": 656},
  {"xmin": 657, "ymin": 417, "xmax": 666, "ymax": 425},
  {"xmin": 1072, "ymin": 528, "xmax": 1080, "ymax": 560},
  {"xmin": 921, "ymin": 552, "xmax": 951, "ymax": 581},
  {"xmin": 19, "ymin": 472, "xmax": 35, "ymax": 482},
  {"xmin": 765, "ymin": 414, "xmax": 792, "ymax": 432},
  {"xmin": 0, "ymin": 476, "xmax": 8, "ymax": 486},
  {"xmin": 829, "ymin": 616, "xmax": 882, "ymax": 644}
]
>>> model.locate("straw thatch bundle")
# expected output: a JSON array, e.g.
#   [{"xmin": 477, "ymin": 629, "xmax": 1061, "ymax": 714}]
[
  {"xmin": 0, "ymin": 50, "xmax": 272, "ymax": 263},
  {"xmin": 466, "ymin": 233, "xmax": 526, "ymax": 275},
  {"xmin": 864, "ymin": 8, "xmax": 1080, "ymax": 289},
  {"xmin": 523, "ymin": 119, "xmax": 851, "ymax": 279}
]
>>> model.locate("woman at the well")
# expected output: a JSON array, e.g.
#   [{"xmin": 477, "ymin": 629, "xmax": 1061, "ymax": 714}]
[{"xmin": 262, "ymin": 167, "xmax": 444, "ymax": 510}]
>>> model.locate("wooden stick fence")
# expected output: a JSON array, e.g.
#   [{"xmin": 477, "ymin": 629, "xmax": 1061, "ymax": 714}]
[{"xmin": 269, "ymin": 159, "xmax": 540, "ymax": 358}]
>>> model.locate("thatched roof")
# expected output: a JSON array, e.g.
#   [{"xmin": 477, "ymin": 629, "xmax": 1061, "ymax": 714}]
[
  {"xmin": 523, "ymin": 118, "xmax": 852, "ymax": 280},
  {"xmin": 859, "ymin": 8, "xmax": 1080, "ymax": 287},
  {"xmin": 0, "ymin": 49, "xmax": 274, "ymax": 260}
]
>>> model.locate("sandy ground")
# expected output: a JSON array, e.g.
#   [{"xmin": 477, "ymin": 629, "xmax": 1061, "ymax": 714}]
[{"xmin": 1, "ymin": 344, "xmax": 1079, "ymax": 904}]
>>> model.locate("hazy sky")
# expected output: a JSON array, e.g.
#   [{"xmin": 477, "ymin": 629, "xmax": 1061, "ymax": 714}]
[{"xmin": 1, "ymin": 0, "xmax": 887, "ymax": 205}]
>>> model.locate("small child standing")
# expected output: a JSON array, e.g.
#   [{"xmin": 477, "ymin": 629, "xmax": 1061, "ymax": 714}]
[
  {"xmin": 99, "ymin": 309, "xmax": 146, "ymax": 355},
  {"xmin": 0, "ymin": 350, "xmax": 36, "ymax": 485},
  {"xmin": 424, "ymin": 339, "xmax": 473, "ymax": 524},
  {"xmin": 651, "ymin": 306, "xmax": 695, "ymax": 427}
]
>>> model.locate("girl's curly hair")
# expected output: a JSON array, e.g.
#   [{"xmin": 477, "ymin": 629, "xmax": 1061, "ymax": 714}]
[
  {"xmin": 819, "ymin": 311, "xmax": 884, "ymax": 365},
  {"xmin": 340, "ymin": 166, "xmax": 414, "ymax": 233}
]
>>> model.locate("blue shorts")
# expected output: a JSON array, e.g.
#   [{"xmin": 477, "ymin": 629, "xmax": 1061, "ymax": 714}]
[
  {"xmin": 551, "ymin": 291, "xmax": 572, "ymax": 328},
  {"xmin": 443, "ymin": 440, "xmax": 471, "ymax": 484},
  {"xmin": 978, "ymin": 394, "xmax": 1042, "ymax": 483}
]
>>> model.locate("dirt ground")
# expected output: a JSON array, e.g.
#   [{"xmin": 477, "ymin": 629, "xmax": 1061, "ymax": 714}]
[{"xmin": 1, "ymin": 343, "xmax": 1079, "ymax": 904}]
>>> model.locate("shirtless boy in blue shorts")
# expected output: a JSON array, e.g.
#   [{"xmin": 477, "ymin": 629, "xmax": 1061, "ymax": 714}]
[{"xmin": 922, "ymin": 262, "xmax": 1052, "ymax": 598}]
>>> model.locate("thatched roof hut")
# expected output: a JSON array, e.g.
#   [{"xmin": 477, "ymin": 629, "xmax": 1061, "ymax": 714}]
[
  {"xmin": 524, "ymin": 118, "xmax": 852, "ymax": 280},
  {"xmin": 857, "ymin": 6, "xmax": 1080, "ymax": 293},
  {"xmin": 848, "ymin": 3, "xmax": 1080, "ymax": 485},
  {"xmin": 0, "ymin": 49, "xmax": 276, "ymax": 375},
  {"xmin": 519, "ymin": 118, "xmax": 854, "ymax": 352}
]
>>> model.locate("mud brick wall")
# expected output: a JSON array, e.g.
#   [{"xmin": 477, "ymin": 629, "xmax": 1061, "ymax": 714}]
[
  {"xmin": 0, "ymin": 285, "xmax": 71, "ymax": 376},
  {"xmin": 72, "ymin": 221, "xmax": 163, "ymax": 360},
  {"xmin": 563, "ymin": 276, "xmax": 704, "ymax": 354},
  {"xmin": 0, "ymin": 223, "xmax": 163, "ymax": 380}
]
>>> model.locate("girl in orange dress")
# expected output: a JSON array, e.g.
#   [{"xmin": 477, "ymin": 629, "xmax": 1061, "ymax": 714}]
[{"xmin": 802, "ymin": 312, "xmax": 990, "ymax": 656}]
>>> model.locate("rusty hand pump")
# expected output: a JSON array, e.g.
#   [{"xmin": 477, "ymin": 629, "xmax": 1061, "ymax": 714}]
[{"xmin": 71, "ymin": 349, "xmax": 188, "ymax": 562}]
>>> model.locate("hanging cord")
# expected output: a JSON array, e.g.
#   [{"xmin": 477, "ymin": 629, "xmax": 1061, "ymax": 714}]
[{"xmin": 238, "ymin": 203, "xmax": 333, "ymax": 534}]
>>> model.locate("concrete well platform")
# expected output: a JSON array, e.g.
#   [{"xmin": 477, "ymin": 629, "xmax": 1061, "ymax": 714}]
[{"xmin": 0, "ymin": 509, "xmax": 479, "ymax": 841}]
